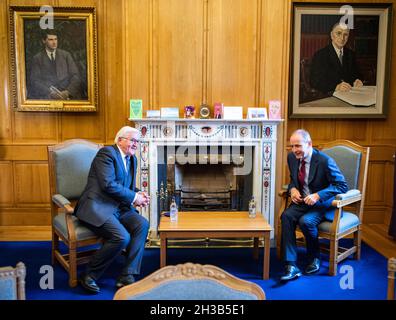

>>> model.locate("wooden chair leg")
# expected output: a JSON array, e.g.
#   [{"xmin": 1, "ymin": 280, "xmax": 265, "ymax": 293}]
[
  {"xmin": 276, "ymin": 223, "xmax": 282, "ymax": 260},
  {"xmin": 354, "ymin": 228, "xmax": 361, "ymax": 260},
  {"xmin": 329, "ymin": 239, "xmax": 338, "ymax": 276},
  {"xmin": 68, "ymin": 246, "xmax": 78, "ymax": 288},
  {"xmin": 388, "ymin": 273, "xmax": 395, "ymax": 300},
  {"xmin": 52, "ymin": 232, "xmax": 59, "ymax": 265}
]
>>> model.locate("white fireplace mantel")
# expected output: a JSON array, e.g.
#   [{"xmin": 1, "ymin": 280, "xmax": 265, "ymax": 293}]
[{"xmin": 130, "ymin": 118, "xmax": 283, "ymax": 240}]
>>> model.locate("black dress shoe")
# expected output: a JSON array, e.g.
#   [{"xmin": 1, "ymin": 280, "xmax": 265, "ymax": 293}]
[
  {"xmin": 280, "ymin": 265, "xmax": 302, "ymax": 281},
  {"xmin": 305, "ymin": 258, "xmax": 321, "ymax": 274},
  {"xmin": 116, "ymin": 274, "xmax": 135, "ymax": 288},
  {"xmin": 80, "ymin": 274, "xmax": 100, "ymax": 294}
]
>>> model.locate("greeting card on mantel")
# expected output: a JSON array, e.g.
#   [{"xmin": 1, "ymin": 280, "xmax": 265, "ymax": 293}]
[
  {"xmin": 130, "ymin": 99, "xmax": 143, "ymax": 119},
  {"xmin": 268, "ymin": 100, "xmax": 281, "ymax": 120}
]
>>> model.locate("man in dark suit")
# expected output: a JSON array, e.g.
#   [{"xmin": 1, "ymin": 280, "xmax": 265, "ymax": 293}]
[
  {"xmin": 310, "ymin": 22, "xmax": 363, "ymax": 95},
  {"xmin": 280, "ymin": 129, "xmax": 348, "ymax": 281},
  {"xmin": 28, "ymin": 30, "xmax": 83, "ymax": 100},
  {"xmin": 75, "ymin": 126, "xmax": 150, "ymax": 293}
]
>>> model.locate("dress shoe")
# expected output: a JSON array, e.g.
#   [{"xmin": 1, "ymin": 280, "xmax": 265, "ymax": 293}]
[
  {"xmin": 280, "ymin": 265, "xmax": 302, "ymax": 281},
  {"xmin": 80, "ymin": 274, "xmax": 100, "ymax": 294},
  {"xmin": 305, "ymin": 258, "xmax": 321, "ymax": 274},
  {"xmin": 116, "ymin": 274, "xmax": 135, "ymax": 288}
]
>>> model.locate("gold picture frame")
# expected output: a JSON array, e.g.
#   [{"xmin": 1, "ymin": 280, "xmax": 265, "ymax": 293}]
[{"xmin": 9, "ymin": 6, "xmax": 98, "ymax": 112}]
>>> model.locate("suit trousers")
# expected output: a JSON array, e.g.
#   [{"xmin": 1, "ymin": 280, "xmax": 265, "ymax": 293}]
[
  {"xmin": 82, "ymin": 209, "xmax": 149, "ymax": 280},
  {"xmin": 281, "ymin": 203, "xmax": 325, "ymax": 263}
]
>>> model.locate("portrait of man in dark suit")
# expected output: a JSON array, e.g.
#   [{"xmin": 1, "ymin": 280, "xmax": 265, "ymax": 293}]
[
  {"xmin": 310, "ymin": 22, "xmax": 363, "ymax": 95},
  {"xmin": 27, "ymin": 30, "xmax": 84, "ymax": 100}
]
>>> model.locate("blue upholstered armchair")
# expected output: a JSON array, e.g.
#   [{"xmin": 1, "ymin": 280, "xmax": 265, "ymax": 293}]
[
  {"xmin": 113, "ymin": 263, "xmax": 265, "ymax": 300},
  {"xmin": 0, "ymin": 262, "xmax": 26, "ymax": 300},
  {"xmin": 277, "ymin": 140, "xmax": 370, "ymax": 275},
  {"xmin": 47, "ymin": 139, "xmax": 103, "ymax": 287}
]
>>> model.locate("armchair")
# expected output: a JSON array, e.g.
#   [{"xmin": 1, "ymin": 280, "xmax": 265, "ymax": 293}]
[
  {"xmin": 114, "ymin": 262, "xmax": 265, "ymax": 300},
  {"xmin": 276, "ymin": 140, "xmax": 369, "ymax": 275},
  {"xmin": 47, "ymin": 139, "xmax": 103, "ymax": 287},
  {"xmin": 0, "ymin": 262, "xmax": 26, "ymax": 300}
]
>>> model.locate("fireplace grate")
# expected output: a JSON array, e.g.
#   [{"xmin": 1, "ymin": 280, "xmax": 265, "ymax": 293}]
[{"xmin": 175, "ymin": 189, "xmax": 235, "ymax": 211}]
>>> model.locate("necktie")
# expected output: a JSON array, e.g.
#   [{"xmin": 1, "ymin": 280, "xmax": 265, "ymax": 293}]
[
  {"xmin": 298, "ymin": 159, "xmax": 306, "ymax": 194},
  {"xmin": 50, "ymin": 52, "xmax": 55, "ymax": 62},
  {"xmin": 338, "ymin": 50, "xmax": 343, "ymax": 65},
  {"xmin": 125, "ymin": 156, "xmax": 130, "ymax": 173}
]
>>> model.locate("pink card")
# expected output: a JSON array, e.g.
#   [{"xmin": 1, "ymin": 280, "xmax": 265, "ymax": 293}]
[{"xmin": 268, "ymin": 100, "xmax": 281, "ymax": 119}]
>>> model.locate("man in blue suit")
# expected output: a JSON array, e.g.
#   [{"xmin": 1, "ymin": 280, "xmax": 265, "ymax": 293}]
[
  {"xmin": 280, "ymin": 129, "xmax": 348, "ymax": 281},
  {"xmin": 75, "ymin": 126, "xmax": 150, "ymax": 293}
]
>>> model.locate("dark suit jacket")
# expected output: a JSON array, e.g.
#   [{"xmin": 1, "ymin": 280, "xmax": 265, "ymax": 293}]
[
  {"xmin": 75, "ymin": 145, "xmax": 139, "ymax": 227},
  {"xmin": 310, "ymin": 44, "xmax": 361, "ymax": 95},
  {"xmin": 287, "ymin": 148, "xmax": 348, "ymax": 211},
  {"xmin": 29, "ymin": 48, "xmax": 82, "ymax": 99}
]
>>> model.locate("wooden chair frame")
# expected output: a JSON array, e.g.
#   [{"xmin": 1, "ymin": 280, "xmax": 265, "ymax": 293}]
[
  {"xmin": 276, "ymin": 140, "xmax": 370, "ymax": 276},
  {"xmin": 48, "ymin": 139, "xmax": 103, "ymax": 287},
  {"xmin": 0, "ymin": 262, "xmax": 26, "ymax": 300},
  {"xmin": 114, "ymin": 262, "xmax": 265, "ymax": 300},
  {"xmin": 388, "ymin": 257, "xmax": 396, "ymax": 300}
]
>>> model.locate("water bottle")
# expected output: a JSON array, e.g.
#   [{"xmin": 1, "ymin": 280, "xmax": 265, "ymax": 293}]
[
  {"xmin": 248, "ymin": 196, "xmax": 256, "ymax": 218},
  {"xmin": 169, "ymin": 197, "xmax": 178, "ymax": 222}
]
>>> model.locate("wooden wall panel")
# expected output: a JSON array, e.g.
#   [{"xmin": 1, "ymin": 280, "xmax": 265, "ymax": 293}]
[
  {"xmin": 13, "ymin": 113, "xmax": 59, "ymax": 143},
  {"xmin": 208, "ymin": 0, "xmax": 258, "ymax": 109},
  {"xmin": 0, "ymin": 162, "xmax": 14, "ymax": 206},
  {"xmin": 14, "ymin": 163, "xmax": 49, "ymax": 206},
  {"xmin": 155, "ymin": 0, "xmax": 204, "ymax": 108},
  {"xmin": 124, "ymin": 0, "xmax": 150, "ymax": 109},
  {"xmin": 100, "ymin": 0, "xmax": 128, "ymax": 142},
  {"xmin": 335, "ymin": 120, "xmax": 369, "ymax": 144}
]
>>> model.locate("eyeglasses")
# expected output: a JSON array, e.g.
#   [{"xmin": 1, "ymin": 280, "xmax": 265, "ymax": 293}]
[{"xmin": 121, "ymin": 137, "xmax": 140, "ymax": 144}]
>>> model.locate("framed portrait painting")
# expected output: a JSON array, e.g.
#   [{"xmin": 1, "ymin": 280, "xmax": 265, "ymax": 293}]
[
  {"xmin": 9, "ymin": 6, "xmax": 98, "ymax": 112},
  {"xmin": 289, "ymin": 3, "xmax": 392, "ymax": 118}
]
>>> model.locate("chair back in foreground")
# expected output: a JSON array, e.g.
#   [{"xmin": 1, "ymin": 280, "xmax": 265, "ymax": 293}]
[
  {"xmin": 0, "ymin": 262, "xmax": 26, "ymax": 300},
  {"xmin": 114, "ymin": 263, "xmax": 265, "ymax": 300},
  {"xmin": 48, "ymin": 139, "xmax": 103, "ymax": 287}
]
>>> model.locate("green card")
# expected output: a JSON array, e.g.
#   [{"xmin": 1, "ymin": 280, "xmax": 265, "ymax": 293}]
[{"xmin": 130, "ymin": 99, "xmax": 143, "ymax": 119}]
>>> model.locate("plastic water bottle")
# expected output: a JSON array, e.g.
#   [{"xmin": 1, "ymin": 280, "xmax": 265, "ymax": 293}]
[
  {"xmin": 170, "ymin": 197, "xmax": 178, "ymax": 222},
  {"xmin": 248, "ymin": 196, "xmax": 256, "ymax": 218}
]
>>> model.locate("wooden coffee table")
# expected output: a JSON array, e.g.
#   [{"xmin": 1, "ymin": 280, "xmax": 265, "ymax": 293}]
[{"xmin": 158, "ymin": 211, "xmax": 272, "ymax": 279}]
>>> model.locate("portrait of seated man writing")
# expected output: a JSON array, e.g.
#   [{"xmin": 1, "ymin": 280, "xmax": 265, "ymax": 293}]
[{"xmin": 310, "ymin": 22, "xmax": 363, "ymax": 96}]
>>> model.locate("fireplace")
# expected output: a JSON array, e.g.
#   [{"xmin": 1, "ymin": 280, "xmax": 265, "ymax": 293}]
[
  {"xmin": 158, "ymin": 145, "xmax": 254, "ymax": 212},
  {"xmin": 132, "ymin": 119, "xmax": 281, "ymax": 242}
]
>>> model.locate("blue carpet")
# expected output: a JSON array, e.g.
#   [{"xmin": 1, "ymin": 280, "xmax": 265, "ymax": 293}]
[{"xmin": 0, "ymin": 240, "xmax": 388, "ymax": 300}]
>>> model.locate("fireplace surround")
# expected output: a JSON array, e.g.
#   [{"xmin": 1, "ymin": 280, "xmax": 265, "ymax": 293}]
[{"xmin": 132, "ymin": 119, "xmax": 282, "ymax": 243}]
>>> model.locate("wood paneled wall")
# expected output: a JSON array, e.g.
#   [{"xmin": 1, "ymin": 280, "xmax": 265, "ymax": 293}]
[{"xmin": 0, "ymin": 0, "xmax": 395, "ymax": 228}]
